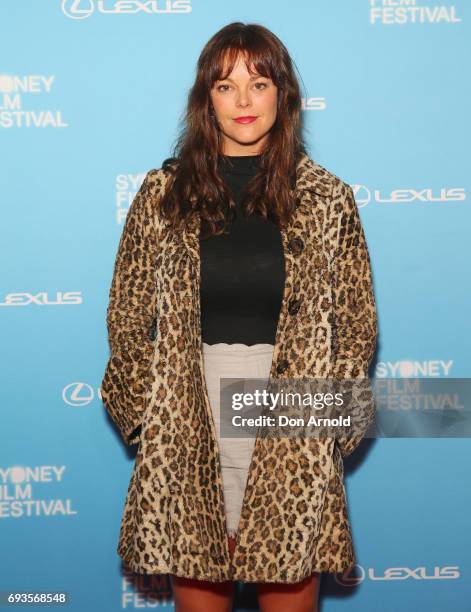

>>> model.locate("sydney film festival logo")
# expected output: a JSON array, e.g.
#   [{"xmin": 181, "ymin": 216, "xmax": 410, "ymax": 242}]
[
  {"xmin": 0, "ymin": 75, "xmax": 67, "ymax": 129},
  {"xmin": 0, "ymin": 466, "xmax": 77, "ymax": 519},
  {"xmin": 369, "ymin": 0, "xmax": 462, "ymax": 25}
]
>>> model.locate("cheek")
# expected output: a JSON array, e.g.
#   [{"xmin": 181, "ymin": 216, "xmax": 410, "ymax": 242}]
[
  {"xmin": 212, "ymin": 95, "xmax": 232, "ymax": 116},
  {"xmin": 260, "ymin": 91, "xmax": 278, "ymax": 117}
]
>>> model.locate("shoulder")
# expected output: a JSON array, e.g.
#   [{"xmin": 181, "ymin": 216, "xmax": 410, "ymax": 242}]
[
  {"xmin": 299, "ymin": 156, "xmax": 360, "ymax": 228},
  {"xmin": 144, "ymin": 162, "xmax": 175, "ymax": 192},
  {"xmin": 142, "ymin": 159, "xmax": 177, "ymax": 196},
  {"xmin": 136, "ymin": 159, "xmax": 179, "ymax": 230},
  {"xmin": 299, "ymin": 155, "xmax": 352, "ymax": 199}
]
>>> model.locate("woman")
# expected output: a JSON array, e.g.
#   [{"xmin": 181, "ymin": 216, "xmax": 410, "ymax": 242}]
[{"xmin": 100, "ymin": 21, "xmax": 377, "ymax": 612}]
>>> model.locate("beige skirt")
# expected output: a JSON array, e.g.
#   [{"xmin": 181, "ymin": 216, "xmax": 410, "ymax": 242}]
[{"xmin": 202, "ymin": 341, "xmax": 275, "ymax": 539}]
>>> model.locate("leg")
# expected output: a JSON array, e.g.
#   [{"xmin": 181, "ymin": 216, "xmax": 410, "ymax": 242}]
[
  {"xmin": 227, "ymin": 534, "xmax": 237, "ymax": 558},
  {"xmin": 170, "ymin": 574, "xmax": 235, "ymax": 612},
  {"xmin": 170, "ymin": 535, "xmax": 237, "ymax": 612},
  {"xmin": 256, "ymin": 571, "xmax": 322, "ymax": 612}
]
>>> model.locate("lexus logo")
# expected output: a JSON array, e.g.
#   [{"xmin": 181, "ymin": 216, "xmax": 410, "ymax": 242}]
[
  {"xmin": 335, "ymin": 564, "xmax": 460, "ymax": 585},
  {"xmin": 61, "ymin": 0, "xmax": 192, "ymax": 19},
  {"xmin": 351, "ymin": 184, "xmax": 371, "ymax": 208},
  {"xmin": 61, "ymin": 0, "xmax": 94, "ymax": 19},
  {"xmin": 335, "ymin": 564, "xmax": 365, "ymax": 586},
  {"xmin": 63, "ymin": 382, "xmax": 95, "ymax": 406}
]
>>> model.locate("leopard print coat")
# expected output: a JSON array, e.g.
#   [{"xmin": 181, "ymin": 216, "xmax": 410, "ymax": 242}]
[{"xmin": 100, "ymin": 153, "xmax": 378, "ymax": 584}]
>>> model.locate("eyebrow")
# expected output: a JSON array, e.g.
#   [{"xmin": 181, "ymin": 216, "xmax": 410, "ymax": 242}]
[{"xmin": 219, "ymin": 75, "xmax": 266, "ymax": 83}]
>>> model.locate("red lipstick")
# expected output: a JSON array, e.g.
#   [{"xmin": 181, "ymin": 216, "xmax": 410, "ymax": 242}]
[{"xmin": 234, "ymin": 116, "xmax": 257, "ymax": 124}]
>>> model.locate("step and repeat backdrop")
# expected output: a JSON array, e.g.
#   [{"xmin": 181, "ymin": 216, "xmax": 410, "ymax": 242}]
[{"xmin": 1, "ymin": 1, "xmax": 470, "ymax": 611}]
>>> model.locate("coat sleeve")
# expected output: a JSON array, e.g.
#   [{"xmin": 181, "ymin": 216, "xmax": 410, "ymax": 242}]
[
  {"xmin": 331, "ymin": 184, "xmax": 378, "ymax": 458},
  {"xmin": 99, "ymin": 170, "xmax": 161, "ymax": 446}
]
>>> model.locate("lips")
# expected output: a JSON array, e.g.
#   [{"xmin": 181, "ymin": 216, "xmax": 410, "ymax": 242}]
[{"xmin": 234, "ymin": 116, "xmax": 257, "ymax": 124}]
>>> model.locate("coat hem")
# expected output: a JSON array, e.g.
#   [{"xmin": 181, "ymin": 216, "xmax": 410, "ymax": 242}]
[{"xmin": 118, "ymin": 546, "xmax": 356, "ymax": 584}]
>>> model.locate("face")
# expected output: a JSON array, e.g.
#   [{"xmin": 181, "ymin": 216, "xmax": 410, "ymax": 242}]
[{"xmin": 209, "ymin": 53, "xmax": 278, "ymax": 156}]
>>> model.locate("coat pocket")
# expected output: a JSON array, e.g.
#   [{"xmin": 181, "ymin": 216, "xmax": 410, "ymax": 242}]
[
  {"xmin": 166, "ymin": 482, "xmax": 203, "ymax": 556},
  {"xmin": 100, "ymin": 341, "xmax": 156, "ymax": 445}
]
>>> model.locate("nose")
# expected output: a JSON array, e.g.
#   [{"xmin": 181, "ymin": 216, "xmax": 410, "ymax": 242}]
[{"xmin": 235, "ymin": 88, "xmax": 252, "ymax": 108}]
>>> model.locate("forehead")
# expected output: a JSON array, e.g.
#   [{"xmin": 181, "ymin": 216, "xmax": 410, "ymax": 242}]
[{"xmin": 217, "ymin": 50, "xmax": 266, "ymax": 80}]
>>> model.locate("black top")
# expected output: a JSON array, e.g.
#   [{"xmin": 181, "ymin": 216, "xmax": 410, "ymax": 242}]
[{"xmin": 199, "ymin": 154, "xmax": 285, "ymax": 345}]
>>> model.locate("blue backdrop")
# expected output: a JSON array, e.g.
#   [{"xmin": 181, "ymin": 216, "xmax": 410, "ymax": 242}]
[{"xmin": 1, "ymin": 1, "xmax": 470, "ymax": 610}]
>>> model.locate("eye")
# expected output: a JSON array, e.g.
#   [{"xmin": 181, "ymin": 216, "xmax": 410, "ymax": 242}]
[
  {"xmin": 216, "ymin": 84, "xmax": 230, "ymax": 92},
  {"xmin": 254, "ymin": 81, "xmax": 269, "ymax": 90}
]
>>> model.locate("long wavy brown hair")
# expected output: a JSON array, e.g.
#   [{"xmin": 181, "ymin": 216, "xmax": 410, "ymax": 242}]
[{"xmin": 159, "ymin": 22, "xmax": 308, "ymax": 239}]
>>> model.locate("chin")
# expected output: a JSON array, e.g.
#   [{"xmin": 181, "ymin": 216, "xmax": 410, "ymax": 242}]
[{"xmin": 231, "ymin": 131, "xmax": 265, "ymax": 143}]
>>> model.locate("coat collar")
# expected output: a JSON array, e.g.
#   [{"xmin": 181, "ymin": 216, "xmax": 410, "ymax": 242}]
[
  {"xmin": 180, "ymin": 153, "xmax": 334, "ymax": 266},
  {"xmin": 294, "ymin": 152, "xmax": 334, "ymax": 199}
]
